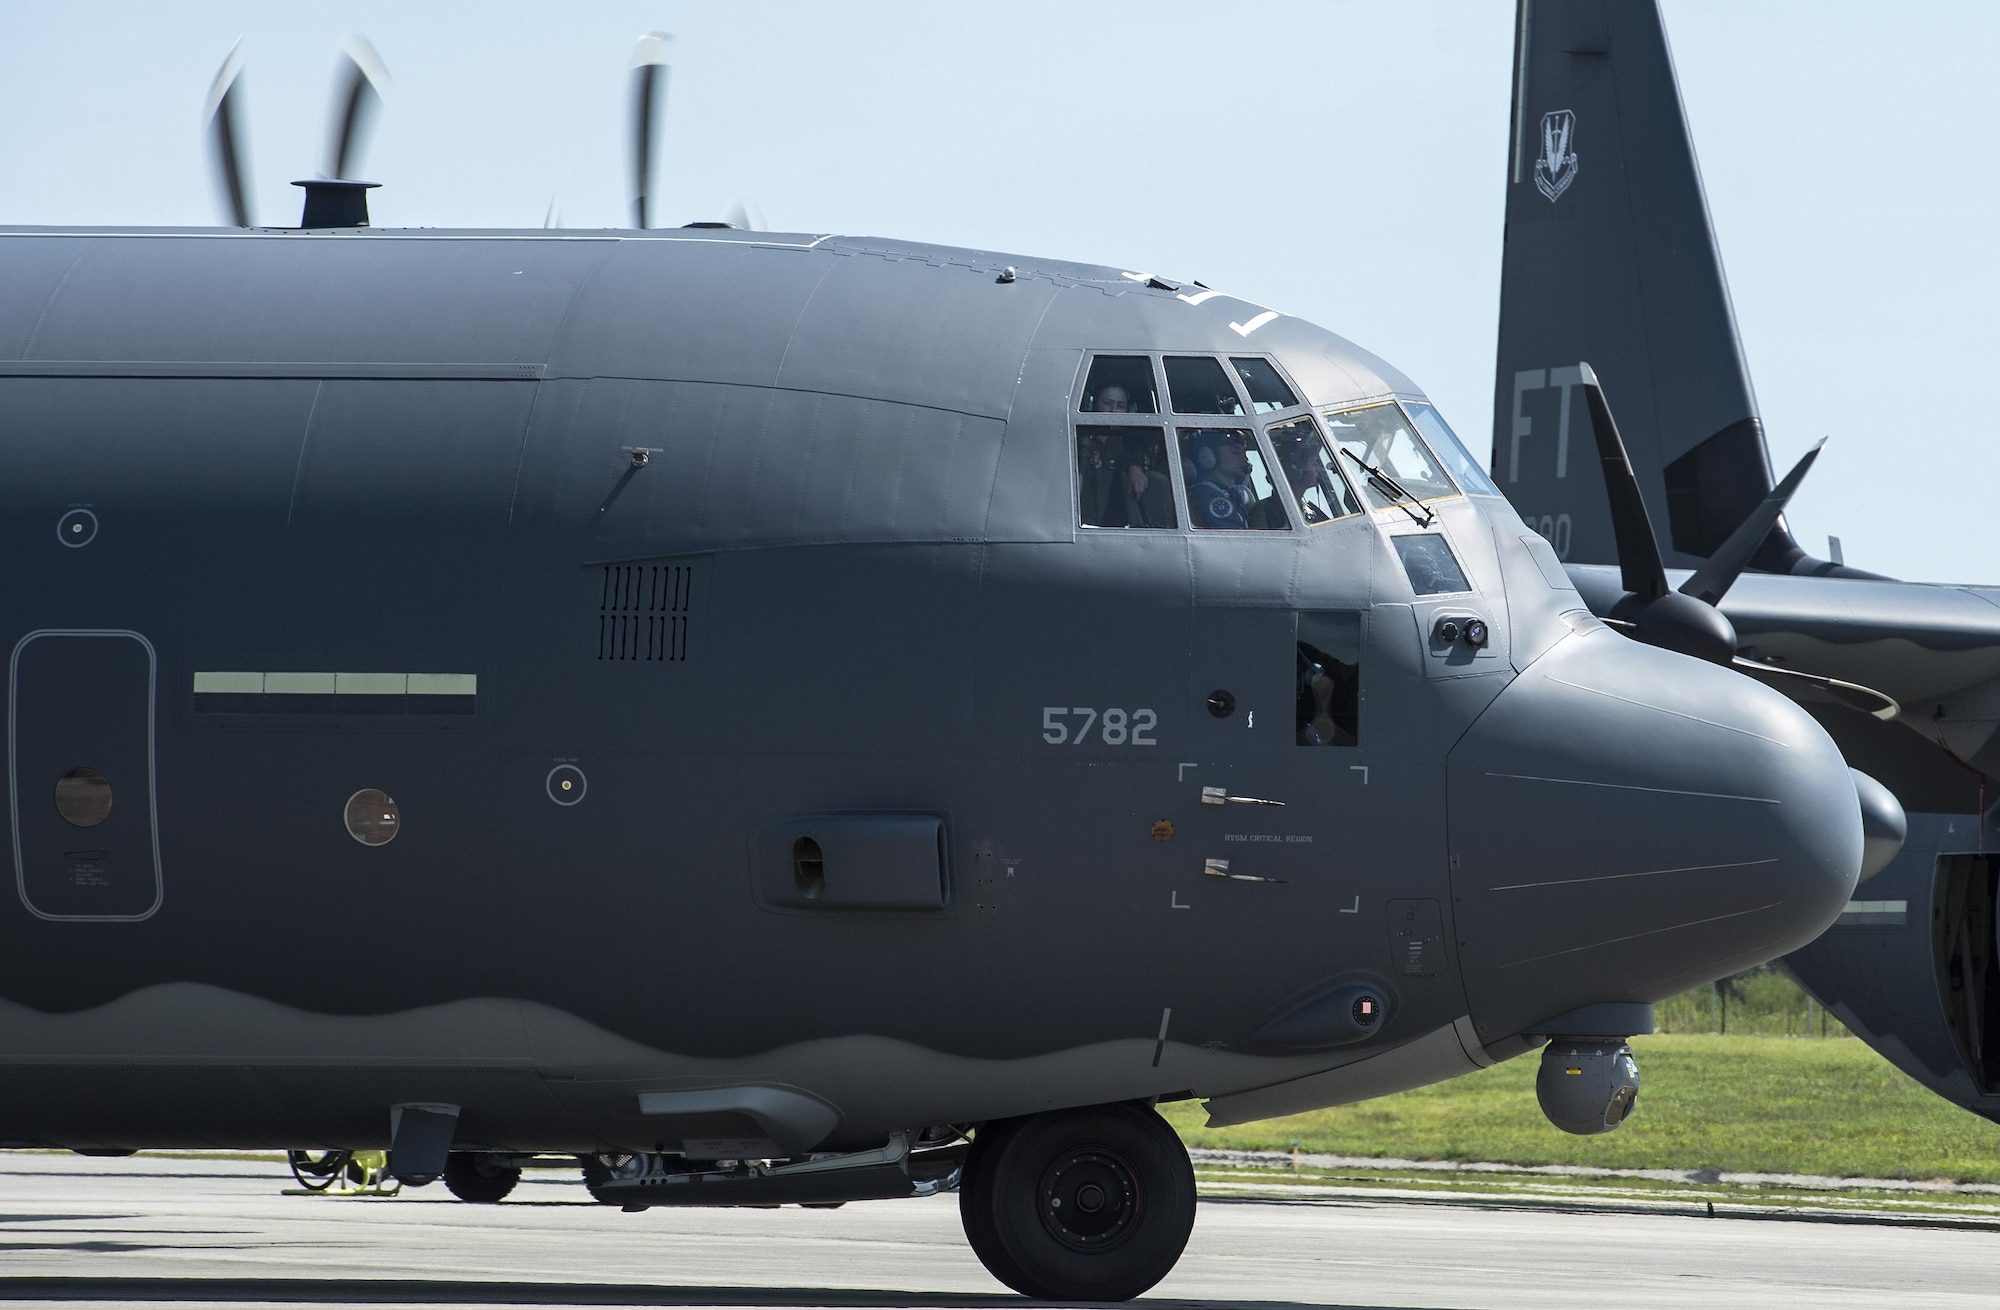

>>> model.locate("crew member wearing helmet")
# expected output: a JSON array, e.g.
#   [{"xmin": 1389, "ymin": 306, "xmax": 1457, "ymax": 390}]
[{"xmin": 1186, "ymin": 429, "xmax": 1256, "ymax": 529}]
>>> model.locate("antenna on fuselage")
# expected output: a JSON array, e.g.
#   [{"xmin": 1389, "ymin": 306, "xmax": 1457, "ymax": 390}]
[{"xmin": 629, "ymin": 32, "xmax": 672, "ymax": 229}]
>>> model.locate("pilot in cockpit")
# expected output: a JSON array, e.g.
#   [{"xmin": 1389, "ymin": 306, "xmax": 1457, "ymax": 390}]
[
  {"xmin": 1187, "ymin": 430, "xmax": 1256, "ymax": 529},
  {"xmin": 1269, "ymin": 420, "xmax": 1336, "ymax": 524}
]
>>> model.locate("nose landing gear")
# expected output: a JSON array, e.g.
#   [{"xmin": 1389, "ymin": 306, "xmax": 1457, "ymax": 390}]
[
  {"xmin": 442, "ymin": 1151, "xmax": 522, "ymax": 1203},
  {"xmin": 959, "ymin": 1103, "xmax": 1195, "ymax": 1302}
]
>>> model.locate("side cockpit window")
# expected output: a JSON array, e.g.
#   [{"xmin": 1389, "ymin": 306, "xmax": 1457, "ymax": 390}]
[
  {"xmin": 1078, "ymin": 426, "xmax": 1177, "ymax": 529},
  {"xmin": 1179, "ymin": 427, "xmax": 1288, "ymax": 530},
  {"xmin": 1266, "ymin": 416, "xmax": 1363, "ymax": 524},
  {"xmin": 1080, "ymin": 356, "xmax": 1160, "ymax": 414},
  {"xmin": 1164, "ymin": 356, "xmax": 1246, "ymax": 416},
  {"xmin": 1296, "ymin": 611, "xmax": 1360, "ymax": 747}
]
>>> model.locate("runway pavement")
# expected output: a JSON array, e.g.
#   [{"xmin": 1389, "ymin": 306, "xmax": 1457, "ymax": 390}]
[{"xmin": 0, "ymin": 1151, "xmax": 1992, "ymax": 1309}]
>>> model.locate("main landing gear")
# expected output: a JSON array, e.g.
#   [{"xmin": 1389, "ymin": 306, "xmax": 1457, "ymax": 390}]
[{"xmin": 959, "ymin": 1103, "xmax": 1196, "ymax": 1302}]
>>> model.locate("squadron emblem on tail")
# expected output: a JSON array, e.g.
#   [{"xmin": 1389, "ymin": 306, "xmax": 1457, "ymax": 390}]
[{"xmin": 1534, "ymin": 109, "xmax": 1578, "ymax": 201}]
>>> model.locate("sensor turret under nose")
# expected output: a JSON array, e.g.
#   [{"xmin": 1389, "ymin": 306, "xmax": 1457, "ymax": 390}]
[{"xmin": 1536, "ymin": 1041, "xmax": 1640, "ymax": 1135}]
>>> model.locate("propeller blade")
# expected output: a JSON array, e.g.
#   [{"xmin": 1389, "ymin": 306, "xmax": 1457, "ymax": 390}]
[
  {"xmin": 203, "ymin": 40, "xmax": 253, "ymax": 227},
  {"xmin": 630, "ymin": 32, "xmax": 672, "ymax": 229},
  {"xmin": 544, "ymin": 196, "xmax": 562, "ymax": 230},
  {"xmin": 1678, "ymin": 439, "xmax": 1827, "ymax": 606},
  {"xmin": 1731, "ymin": 657, "xmax": 1900, "ymax": 722},
  {"xmin": 726, "ymin": 198, "xmax": 765, "ymax": 232},
  {"xmin": 324, "ymin": 34, "xmax": 388, "ymax": 180},
  {"xmin": 1577, "ymin": 364, "xmax": 1670, "ymax": 603}
]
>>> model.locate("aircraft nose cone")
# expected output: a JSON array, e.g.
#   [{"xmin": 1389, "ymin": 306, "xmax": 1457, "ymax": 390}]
[{"xmin": 1447, "ymin": 627, "xmax": 1861, "ymax": 1044}]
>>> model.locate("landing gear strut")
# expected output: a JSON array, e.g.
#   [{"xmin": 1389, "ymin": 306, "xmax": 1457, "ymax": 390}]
[{"xmin": 959, "ymin": 1103, "xmax": 1195, "ymax": 1302}]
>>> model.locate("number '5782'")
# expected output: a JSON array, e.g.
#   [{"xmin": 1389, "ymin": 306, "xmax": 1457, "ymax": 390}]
[{"xmin": 1041, "ymin": 707, "xmax": 1157, "ymax": 746}]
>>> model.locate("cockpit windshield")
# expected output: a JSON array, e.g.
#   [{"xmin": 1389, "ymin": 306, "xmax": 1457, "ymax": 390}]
[
  {"xmin": 1405, "ymin": 401, "xmax": 1499, "ymax": 496},
  {"xmin": 1324, "ymin": 404, "xmax": 1459, "ymax": 508}
]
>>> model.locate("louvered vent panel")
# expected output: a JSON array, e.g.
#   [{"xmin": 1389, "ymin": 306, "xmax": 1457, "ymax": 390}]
[{"xmin": 597, "ymin": 563, "xmax": 693, "ymax": 661}]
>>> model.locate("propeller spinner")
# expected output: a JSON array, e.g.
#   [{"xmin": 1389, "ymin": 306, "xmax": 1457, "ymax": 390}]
[{"xmin": 1576, "ymin": 364, "xmax": 1899, "ymax": 721}]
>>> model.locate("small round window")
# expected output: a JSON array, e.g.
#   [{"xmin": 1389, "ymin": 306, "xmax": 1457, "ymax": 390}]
[
  {"xmin": 54, "ymin": 768, "xmax": 113, "ymax": 828},
  {"xmin": 344, "ymin": 789, "xmax": 400, "ymax": 847}
]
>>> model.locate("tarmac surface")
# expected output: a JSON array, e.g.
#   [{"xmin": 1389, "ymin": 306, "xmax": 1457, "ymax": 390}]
[{"xmin": 0, "ymin": 1152, "xmax": 1993, "ymax": 1309}]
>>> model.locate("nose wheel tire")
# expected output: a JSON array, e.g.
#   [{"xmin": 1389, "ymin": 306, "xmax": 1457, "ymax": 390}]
[
  {"xmin": 441, "ymin": 1152, "xmax": 521, "ymax": 1203},
  {"xmin": 958, "ymin": 1103, "xmax": 1195, "ymax": 1302}
]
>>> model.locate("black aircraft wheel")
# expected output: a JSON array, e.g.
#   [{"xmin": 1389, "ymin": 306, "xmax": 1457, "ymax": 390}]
[
  {"xmin": 442, "ymin": 1151, "xmax": 521, "ymax": 1203},
  {"xmin": 287, "ymin": 1149, "xmax": 351, "ymax": 1192},
  {"xmin": 958, "ymin": 1120, "xmax": 1027, "ymax": 1291},
  {"xmin": 959, "ymin": 1104, "xmax": 1195, "ymax": 1302}
]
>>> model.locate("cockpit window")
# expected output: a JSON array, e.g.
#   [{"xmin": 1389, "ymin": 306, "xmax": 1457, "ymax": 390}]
[
  {"xmin": 1230, "ymin": 358, "xmax": 1299, "ymax": 413},
  {"xmin": 1077, "ymin": 426, "xmax": 1177, "ymax": 529},
  {"xmin": 1164, "ymin": 356, "xmax": 1246, "ymax": 416},
  {"xmin": 1406, "ymin": 402, "xmax": 1500, "ymax": 496},
  {"xmin": 1296, "ymin": 611, "xmax": 1360, "ymax": 747},
  {"xmin": 1266, "ymin": 416, "xmax": 1363, "ymax": 524},
  {"xmin": 1179, "ymin": 427, "xmax": 1288, "ymax": 530},
  {"xmin": 1391, "ymin": 534, "xmax": 1472, "ymax": 595},
  {"xmin": 1325, "ymin": 403, "xmax": 1460, "ymax": 507},
  {"xmin": 1080, "ymin": 356, "xmax": 1160, "ymax": 414}
]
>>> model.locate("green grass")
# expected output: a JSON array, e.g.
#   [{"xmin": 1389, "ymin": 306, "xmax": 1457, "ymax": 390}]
[
  {"xmin": 1164, "ymin": 1033, "xmax": 2000, "ymax": 1183},
  {"xmin": 1654, "ymin": 967, "xmax": 1851, "ymax": 1038}
]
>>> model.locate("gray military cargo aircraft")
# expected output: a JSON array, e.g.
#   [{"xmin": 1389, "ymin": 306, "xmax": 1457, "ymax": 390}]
[
  {"xmin": 0, "ymin": 27, "xmax": 1875, "ymax": 1302},
  {"xmin": 1497, "ymin": 0, "xmax": 2000, "ymax": 1131}
]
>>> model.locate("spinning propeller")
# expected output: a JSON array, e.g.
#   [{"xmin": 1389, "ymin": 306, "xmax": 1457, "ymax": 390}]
[
  {"xmin": 628, "ymin": 33, "xmax": 764, "ymax": 232},
  {"xmin": 629, "ymin": 33, "xmax": 672, "ymax": 230},
  {"xmin": 202, "ymin": 42, "xmax": 252, "ymax": 227},
  {"xmin": 204, "ymin": 36, "xmax": 388, "ymax": 229},
  {"xmin": 1576, "ymin": 363, "xmax": 1899, "ymax": 721},
  {"xmin": 207, "ymin": 32, "xmax": 758, "ymax": 232}
]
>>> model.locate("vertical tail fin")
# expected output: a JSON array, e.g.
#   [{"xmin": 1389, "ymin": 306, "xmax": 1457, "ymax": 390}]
[{"xmin": 1494, "ymin": 0, "xmax": 1833, "ymax": 574}]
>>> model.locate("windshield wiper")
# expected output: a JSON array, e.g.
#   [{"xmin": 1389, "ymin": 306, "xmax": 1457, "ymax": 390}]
[{"xmin": 1340, "ymin": 449, "xmax": 1435, "ymax": 526}]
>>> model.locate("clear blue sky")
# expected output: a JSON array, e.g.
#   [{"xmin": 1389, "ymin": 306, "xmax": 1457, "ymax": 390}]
[{"xmin": 4, "ymin": 2, "xmax": 1994, "ymax": 583}]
